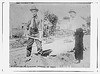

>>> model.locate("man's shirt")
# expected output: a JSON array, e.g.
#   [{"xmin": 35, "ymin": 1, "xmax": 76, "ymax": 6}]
[
  {"xmin": 27, "ymin": 16, "xmax": 42, "ymax": 31},
  {"xmin": 26, "ymin": 16, "xmax": 42, "ymax": 37}
]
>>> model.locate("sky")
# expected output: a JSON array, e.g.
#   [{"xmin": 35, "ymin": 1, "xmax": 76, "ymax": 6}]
[{"xmin": 10, "ymin": 2, "xmax": 90, "ymax": 28}]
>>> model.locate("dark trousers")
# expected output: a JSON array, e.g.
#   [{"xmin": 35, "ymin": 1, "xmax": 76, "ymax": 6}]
[{"xmin": 26, "ymin": 38, "xmax": 42, "ymax": 57}]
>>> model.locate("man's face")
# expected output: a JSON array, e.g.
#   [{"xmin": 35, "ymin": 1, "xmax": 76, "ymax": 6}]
[
  {"xmin": 69, "ymin": 12, "xmax": 76, "ymax": 18},
  {"xmin": 31, "ymin": 10, "xmax": 38, "ymax": 16}
]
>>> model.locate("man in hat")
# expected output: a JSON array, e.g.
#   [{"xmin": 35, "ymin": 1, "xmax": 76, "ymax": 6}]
[{"xmin": 26, "ymin": 6, "xmax": 43, "ymax": 57}]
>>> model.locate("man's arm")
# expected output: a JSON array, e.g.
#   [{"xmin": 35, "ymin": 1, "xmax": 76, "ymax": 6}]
[
  {"xmin": 38, "ymin": 19, "xmax": 43, "ymax": 31},
  {"xmin": 27, "ymin": 20, "xmax": 31, "ymax": 30},
  {"xmin": 38, "ymin": 19, "xmax": 43, "ymax": 39},
  {"xmin": 24, "ymin": 20, "xmax": 31, "ymax": 37}
]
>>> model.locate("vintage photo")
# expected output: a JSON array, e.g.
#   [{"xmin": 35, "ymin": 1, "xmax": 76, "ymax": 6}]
[{"xmin": 9, "ymin": 2, "xmax": 91, "ymax": 68}]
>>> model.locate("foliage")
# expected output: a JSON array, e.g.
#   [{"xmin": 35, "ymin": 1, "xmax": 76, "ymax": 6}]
[
  {"xmin": 43, "ymin": 11, "xmax": 58, "ymax": 36},
  {"xmin": 44, "ymin": 10, "xmax": 58, "ymax": 26}
]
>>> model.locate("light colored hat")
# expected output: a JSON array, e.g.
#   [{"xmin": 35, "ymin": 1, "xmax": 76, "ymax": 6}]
[
  {"xmin": 68, "ymin": 9, "xmax": 76, "ymax": 13},
  {"xmin": 30, "ymin": 6, "xmax": 38, "ymax": 11}
]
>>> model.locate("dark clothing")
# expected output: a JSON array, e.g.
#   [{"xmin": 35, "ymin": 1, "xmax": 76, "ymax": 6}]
[
  {"xmin": 75, "ymin": 49, "xmax": 83, "ymax": 60},
  {"xmin": 26, "ymin": 15, "xmax": 41, "ymax": 33},
  {"xmin": 73, "ymin": 28, "xmax": 84, "ymax": 61},
  {"xmin": 30, "ymin": 27, "xmax": 39, "ymax": 35},
  {"xmin": 29, "ymin": 16, "xmax": 39, "ymax": 35},
  {"xmin": 26, "ymin": 38, "xmax": 42, "ymax": 57}
]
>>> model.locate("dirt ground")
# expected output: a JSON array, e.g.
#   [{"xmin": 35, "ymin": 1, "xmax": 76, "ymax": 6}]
[{"xmin": 9, "ymin": 35, "xmax": 90, "ymax": 68}]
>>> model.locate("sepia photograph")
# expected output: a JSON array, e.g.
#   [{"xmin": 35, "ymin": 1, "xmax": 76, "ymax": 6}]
[{"xmin": 9, "ymin": 2, "xmax": 91, "ymax": 68}]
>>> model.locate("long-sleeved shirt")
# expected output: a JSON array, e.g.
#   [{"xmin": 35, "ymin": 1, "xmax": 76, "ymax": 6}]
[
  {"xmin": 27, "ymin": 16, "xmax": 42, "ymax": 31},
  {"xmin": 26, "ymin": 15, "xmax": 43, "ymax": 38}
]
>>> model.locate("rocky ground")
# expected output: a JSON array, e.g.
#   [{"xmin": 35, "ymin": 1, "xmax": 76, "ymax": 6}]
[{"xmin": 9, "ymin": 34, "xmax": 90, "ymax": 68}]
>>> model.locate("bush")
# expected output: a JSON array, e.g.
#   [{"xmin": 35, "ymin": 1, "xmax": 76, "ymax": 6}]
[{"xmin": 43, "ymin": 11, "xmax": 58, "ymax": 36}]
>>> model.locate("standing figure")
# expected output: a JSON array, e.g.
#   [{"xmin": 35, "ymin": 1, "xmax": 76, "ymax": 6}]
[
  {"xmin": 73, "ymin": 28, "xmax": 84, "ymax": 63},
  {"xmin": 26, "ymin": 6, "xmax": 42, "ymax": 57},
  {"xmin": 68, "ymin": 10, "xmax": 86, "ymax": 63}
]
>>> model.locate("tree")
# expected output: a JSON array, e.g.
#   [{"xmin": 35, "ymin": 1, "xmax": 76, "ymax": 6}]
[{"xmin": 43, "ymin": 11, "xmax": 58, "ymax": 36}]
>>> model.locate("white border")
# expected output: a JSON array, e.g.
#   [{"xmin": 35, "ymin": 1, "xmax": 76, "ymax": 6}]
[{"xmin": 1, "ymin": 0, "xmax": 99, "ymax": 73}]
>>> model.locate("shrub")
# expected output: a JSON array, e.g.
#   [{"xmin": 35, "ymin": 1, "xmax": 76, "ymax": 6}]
[{"xmin": 43, "ymin": 11, "xmax": 58, "ymax": 36}]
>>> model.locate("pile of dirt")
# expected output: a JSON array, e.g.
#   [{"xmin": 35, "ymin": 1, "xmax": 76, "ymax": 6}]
[
  {"xmin": 56, "ymin": 53, "xmax": 75, "ymax": 67},
  {"xmin": 10, "ymin": 52, "xmax": 75, "ymax": 68},
  {"xmin": 10, "ymin": 54, "xmax": 26, "ymax": 67}
]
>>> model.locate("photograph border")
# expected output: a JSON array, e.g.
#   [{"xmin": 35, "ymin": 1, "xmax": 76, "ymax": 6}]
[{"xmin": 1, "ymin": 0, "xmax": 99, "ymax": 73}]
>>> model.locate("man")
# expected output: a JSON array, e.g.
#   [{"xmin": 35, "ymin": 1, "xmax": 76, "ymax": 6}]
[{"xmin": 26, "ymin": 6, "xmax": 42, "ymax": 57}]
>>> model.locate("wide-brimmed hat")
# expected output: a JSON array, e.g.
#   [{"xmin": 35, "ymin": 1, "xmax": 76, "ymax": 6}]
[
  {"xmin": 30, "ymin": 6, "xmax": 38, "ymax": 11},
  {"xmin": 68, "ymin": 10, "xmax": 76, "ymax": 13}
]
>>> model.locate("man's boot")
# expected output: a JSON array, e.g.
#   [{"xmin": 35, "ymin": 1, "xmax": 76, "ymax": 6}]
[{"xmin": 26, "ymin": 47, "xmax": 32, "ymax": 57}]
